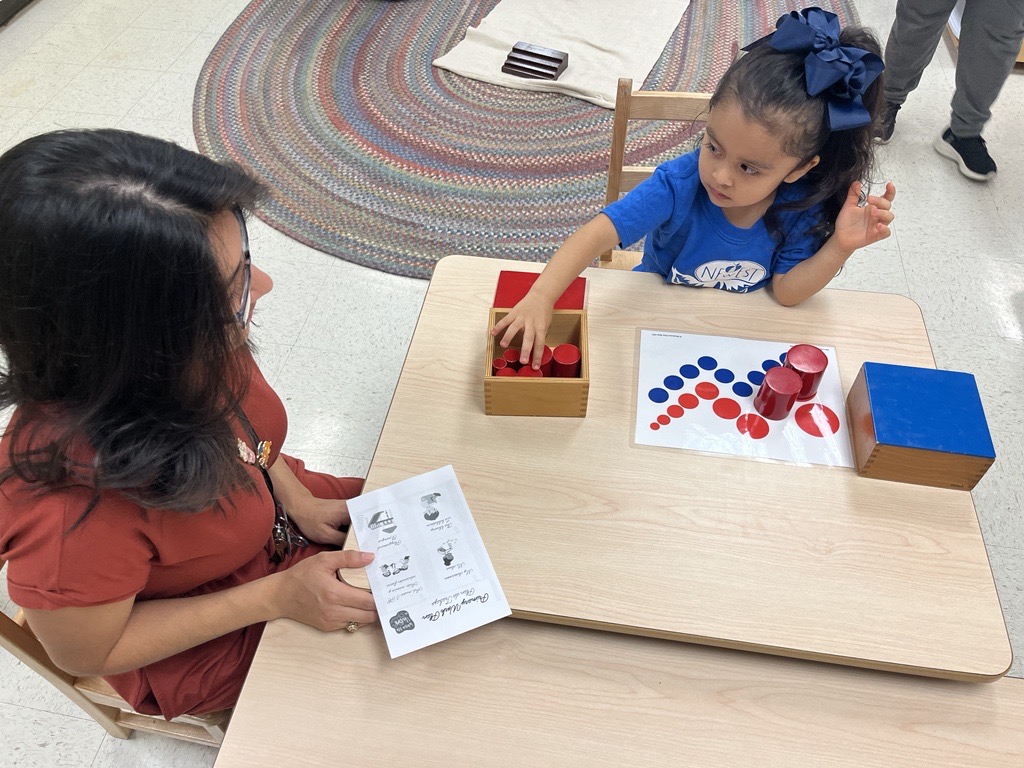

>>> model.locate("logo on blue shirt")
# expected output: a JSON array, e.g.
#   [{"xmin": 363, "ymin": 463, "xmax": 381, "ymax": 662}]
[{"xmin": 671, "ymin": 261, "xmax": 768, "ymax": 291}]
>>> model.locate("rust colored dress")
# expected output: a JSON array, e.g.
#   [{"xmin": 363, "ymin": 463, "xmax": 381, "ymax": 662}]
[{"xmin": 0, "ymin": 351, "xmax": 362, "ymax": 718}]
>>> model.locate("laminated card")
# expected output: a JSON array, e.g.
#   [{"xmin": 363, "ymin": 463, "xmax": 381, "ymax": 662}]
[{"xmin": 348, "ymin": 466, "xmax": 511, "ymax": 658}]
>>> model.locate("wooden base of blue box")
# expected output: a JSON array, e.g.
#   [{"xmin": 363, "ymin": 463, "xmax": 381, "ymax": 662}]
[{"xmin": 846, "ymin": 362, "xmax": 995, "ymax": 491}]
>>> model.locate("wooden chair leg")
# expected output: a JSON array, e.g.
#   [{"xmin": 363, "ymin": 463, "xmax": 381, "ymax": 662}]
[
  {"xmin": 77, "ymin": 676, "xmax": 230, "ymax": 746},
  {"xmin": 1, "ymin": 620, "xmax": 133, "ymax": 738},
  {"xmin": 64, "ymin": 689, "xmax": 135, "ymax": 740},
  {"xmin": 202, "ymin": 719, "xmax": 228, "ymax": 743},
  {"xmin": 601, "ymin": 78, "xmax": 635, "ymax": 266}
]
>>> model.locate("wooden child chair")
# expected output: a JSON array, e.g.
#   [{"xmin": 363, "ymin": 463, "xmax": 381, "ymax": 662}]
[
  {"xmin": 0, "ymin": 561, "xmax": 230, "ymax": 746},
  {"xmin": 600, "ymin": 78, "xmax": 711, "ymax": 270}
]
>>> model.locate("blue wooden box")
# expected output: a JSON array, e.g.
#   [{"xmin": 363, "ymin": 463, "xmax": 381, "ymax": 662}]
[{"xmin": 845, "ymin": 362, "xmax": 995, "ymax": 491}]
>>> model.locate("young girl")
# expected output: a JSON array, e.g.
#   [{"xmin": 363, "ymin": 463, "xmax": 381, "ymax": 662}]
[{"xmin": 493, "ymin": 8, "xmax": 896, "ymax": 369}]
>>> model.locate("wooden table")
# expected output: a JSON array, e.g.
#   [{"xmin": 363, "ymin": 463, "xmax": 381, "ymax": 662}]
[
  {"xmin": 345, "ymin": 255, "xmax": 1009, "ymax": 681},
  {"xmin": 214, "ymin": 619, "xmax": 1024, "ymax": 768},
  {"xmin": 215, "ymin": 256, "xmax": 1019, "ymax": 767}
]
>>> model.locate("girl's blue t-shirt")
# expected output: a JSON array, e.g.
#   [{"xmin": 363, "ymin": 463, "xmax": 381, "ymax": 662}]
[{"xmin": 602, "ymin": 149, "xmax": 824, "ymax": 292}]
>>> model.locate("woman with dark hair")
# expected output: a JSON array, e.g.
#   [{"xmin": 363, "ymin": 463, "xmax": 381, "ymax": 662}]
[{"xmin": 0, "ymin": 129, "xmax": 377, "ymax": 719}]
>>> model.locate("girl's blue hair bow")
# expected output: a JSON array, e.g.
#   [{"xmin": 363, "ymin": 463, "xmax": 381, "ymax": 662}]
[{"xmin": 743, "ymin": 7, "xmax": 884, "ymax": 131}]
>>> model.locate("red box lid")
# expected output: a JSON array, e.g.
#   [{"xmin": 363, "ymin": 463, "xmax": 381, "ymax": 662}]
[{"xmin": 493, "ymin": 270, "xmax": 585, "ymax": 309}]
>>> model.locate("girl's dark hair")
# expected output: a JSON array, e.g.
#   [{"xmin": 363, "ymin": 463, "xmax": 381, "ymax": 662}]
[
  {"xmin": 0, "ymin": 129, "xmax": 267, "ymax": 517},
  {"xmin": 709, "ymin": 25, "xmax": 884, "ymax": 245}
]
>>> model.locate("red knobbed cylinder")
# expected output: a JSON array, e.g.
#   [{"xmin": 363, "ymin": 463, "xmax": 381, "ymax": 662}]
[
  {"xmin": 539, "ymin": 345, "xmax": 553, "ymax": 376},
  {"xmin": 552, "ymin": 343, "xmax": 581, "ymax": 377},
  {"xmin": 495, "ymin": 367, "xmax": 517, "ymax": 377},
  {"xmin": 784, "ymin": 344, "xmax": 829, "ymax": 401},
  {"xmin": 502, "ymin": 348, "xmax": 521, "ymax": 370},
  {"xmin": 492, "ymin": 357, "xmax": 508, "ymax": 375},
  {"xmin": 517, "ymin": 366, "xmax": 543, "ymax": 377},
  {"xmin": 753, "ymin": 366, "xmax": 803, "ymax": 420}
]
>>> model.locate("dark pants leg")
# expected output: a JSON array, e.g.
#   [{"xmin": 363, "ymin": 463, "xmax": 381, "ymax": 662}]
[
  {"xmin": 883, "ymin": 0, "xmax": 960, "ymax": 105},
  {"xmin": 884, "ymin": 0, "xmax": 1024, "ymax": 137},
  {"xmin": 950, "ymin": 0, "xmax": 1024, "ymax": 137}
]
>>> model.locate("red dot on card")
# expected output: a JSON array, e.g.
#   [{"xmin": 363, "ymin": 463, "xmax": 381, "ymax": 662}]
[
  {"xmin": 650, "ymin": 422, "xmax": 660, "ymax": 431},
  {"xmin": 667, "ymin": 404, "xmax": 684, "ymax": 418},
  {"xmin": 713, "ymin": 398, "xmax": 741, "ymax": 419},
  {"xmin": 657, "ymin": 414, "xmax": 671, "ymax": 425},
  {"xmin": 795, "ymin": 403, "xmax": 840, "ymax": 437},
  {"xmin": 678, "ymin": 393, "xmax": 700, "ymax": 409},
  {"xmin": 695, "ymin": 382, "xmax": 719, "ymax": 400},
  {"xmin": 736, "ymin": 413, "xmax": 770, "ymax": 439}
]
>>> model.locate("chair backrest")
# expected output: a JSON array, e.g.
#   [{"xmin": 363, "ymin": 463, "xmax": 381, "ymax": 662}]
[
  {"xmin": 600, "ymin": 78, "xmax": 711, "ymax": 264},
  {"xmin": 0, "ymin": 559, "xmax": 229, "ymax": 745}
]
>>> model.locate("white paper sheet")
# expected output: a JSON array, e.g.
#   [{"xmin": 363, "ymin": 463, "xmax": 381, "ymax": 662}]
[
  {"xmin": 348, "ymin": 465, "xmax": 511, "ymax": 658},
  {"xmin": 634, "ymin": 330, "xmax": 854, "ymax": 467}
]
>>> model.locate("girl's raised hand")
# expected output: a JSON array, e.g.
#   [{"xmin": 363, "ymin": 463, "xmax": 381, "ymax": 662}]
[
  {"xmin": 833, "ymin": 180, "xmax": 896, "ymax": 252},
  {"xmin": 489, "ymin": 290, "xmax": 554, "ymax": 369}
]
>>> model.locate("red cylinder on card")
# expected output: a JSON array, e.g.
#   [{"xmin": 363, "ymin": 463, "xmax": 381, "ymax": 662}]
[
  {"xmin": 539, "ymin": 346, "xmax": 553, "ymax": 377},
  {"xmin": 502, "ymin": 348, "xmax": 521, "ymax": 370},
  {"xmin": 495, "ymin": 367, "xmax": 517, "ymax": 377},
  {"xmin": 517, "ymin": 366, "xmax": 543, "ymax": 377},
  {"xmin": 783, "ymin": 344, "xmax": 829, "ymax": 401},
  {"xmin": 753, "ymin": 366, "xmax": 803, "ymax": 420},
  {"xmin": 552, "ymin": 343, "xmax": 581, "ymax": 378},
  {"xmin": 492, "ymin": 357, "xmax": 508, "ymax": 375}
]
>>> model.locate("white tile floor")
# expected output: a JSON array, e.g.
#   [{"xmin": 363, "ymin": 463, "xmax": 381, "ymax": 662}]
[{"xmin": 0, "ymin": 0, "xmax": 1021, "ymax": 764}]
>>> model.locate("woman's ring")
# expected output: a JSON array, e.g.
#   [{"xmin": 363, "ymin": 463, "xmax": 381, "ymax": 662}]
[{"xmin": 346, "ymin": 622, "xmax": 359, "ymax": 633}]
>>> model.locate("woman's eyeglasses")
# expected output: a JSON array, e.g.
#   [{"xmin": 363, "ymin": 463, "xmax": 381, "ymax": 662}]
[{"xmin": 231, "ymin": 207, "xmax": 252, "ymax": 329}]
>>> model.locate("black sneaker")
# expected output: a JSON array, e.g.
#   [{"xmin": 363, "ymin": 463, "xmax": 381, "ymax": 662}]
[
  {"xmin": 874, "ymin": 101, "xmax": 900, "ymax": 144},
  {"xmin": 933, "ymin": 128, "xmax": 997, "ymax": 181}
]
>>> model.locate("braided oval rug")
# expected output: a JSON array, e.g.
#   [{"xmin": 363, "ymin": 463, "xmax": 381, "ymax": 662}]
[{"xmin": 194, "ymin": 0, "xmax": 859, "ymax": 279}]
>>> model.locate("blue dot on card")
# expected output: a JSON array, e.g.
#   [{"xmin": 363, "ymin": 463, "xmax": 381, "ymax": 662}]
[
  {"xmin": 733, "ymin": 382, "xmax": 754, "ymax": 397},
  {"xmin": 747, "ymin": 371, "xmax": 765, "ymax": 385},
  {"xmin": 714, "ymin": 369, "xmax": 735, "ymax": 384},
  {"xmin": 762, "ymin": 359, "xmax": 781, "ymax": 372},
  {"xmin": 649, "ymin": 388, "xmax": 669, "ymax": 404},
  {"xmin": 664, "ymin": 375, "xmax": 684, "ymax": 390},
  {"xmin": 698, "ymin": 356, "xmax": 718, "ymax": 370},
  {"xmin": 680, "ymin": 364, "xmax": 700, "ymax": 379},
  {"xmin": 779, "ymin": 352, "xmax": 788, "ymax": 363}
]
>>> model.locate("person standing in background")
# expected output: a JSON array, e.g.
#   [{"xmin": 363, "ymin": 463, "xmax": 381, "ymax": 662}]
[{"xmin": 876, "ymin": 0, "xmax": 1024, "ymax": 181}]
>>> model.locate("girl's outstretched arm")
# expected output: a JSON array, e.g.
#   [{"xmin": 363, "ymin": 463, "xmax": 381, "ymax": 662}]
[
  {"xmin": 491, "ymin": 213, "xmax": 620, "ymax": 368},
  {"xmin": 772, "ymin": 181, "xmax": 895, "ymax": 306}
]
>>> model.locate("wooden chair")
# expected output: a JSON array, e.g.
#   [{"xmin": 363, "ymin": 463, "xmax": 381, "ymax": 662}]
[
  {"xmin": 600, "ymin": 78, "xmax": 711, "ymax": 270},
  {"xmin": 0, "ymin": 561, "xmax": 230, "ymax": 746}
]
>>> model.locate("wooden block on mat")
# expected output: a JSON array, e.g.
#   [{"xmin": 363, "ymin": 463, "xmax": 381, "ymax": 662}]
[
  {"xmin": 484, "ymin": 308, "xmax": 589, "ymax": 417},
  {"xmin": 846, "ymin": 362, "xmax": 995, "ymax": 490},
  {"xmin": 501, "ymin": 41, "xmax": 568, "ymax": 80}
]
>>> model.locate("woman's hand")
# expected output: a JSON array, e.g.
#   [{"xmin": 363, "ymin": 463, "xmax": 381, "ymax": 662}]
[
  {"xmin": 286, "ymin": 494, "xmax": 351, "ymax": 547},
  {"xmin": 23, "ymin": 549, "xmax": 378, "ymax": 675},
  {"xmin": 833, "ymin": 180, "xmax": 896, "ymax": 252},
  {"xmin": 266, "ymin": 458, "xmax": 352, "ymax": 546},
  {"xmin": 273, "ymin": 549, "xmax": 378, "ymax": 632},
  {"xmin": 490, "ymin": 289, "xmax": 555, "ymax": 369},
  {"xmin": 25, "ymin": 552, "xmax": 380, "ymax": 676}
]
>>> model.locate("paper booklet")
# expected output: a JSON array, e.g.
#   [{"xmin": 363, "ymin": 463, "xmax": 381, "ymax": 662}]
[{"xmin": 348, "ymin": 465, "xmax": 511, "ymax": 658}]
